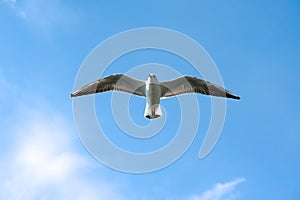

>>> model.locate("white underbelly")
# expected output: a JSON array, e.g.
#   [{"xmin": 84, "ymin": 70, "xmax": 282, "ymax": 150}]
[
  {"xmin": 146, "ymin": 83, "xmax": 161, "ymax": 106},
  {"xmin": 144, "ymin": 83, "xmax": 162, "ymax": 119}
]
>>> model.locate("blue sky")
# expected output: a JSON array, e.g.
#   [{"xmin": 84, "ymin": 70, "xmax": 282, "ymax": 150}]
[{"xmin": 1, "ymin": 0, "xmax": 299, "ymax": 199}]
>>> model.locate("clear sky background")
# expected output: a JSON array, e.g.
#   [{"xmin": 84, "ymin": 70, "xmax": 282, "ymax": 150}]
[{"xmin": 0, "ymin": 0, "xmax": 299, "ymax": 199}]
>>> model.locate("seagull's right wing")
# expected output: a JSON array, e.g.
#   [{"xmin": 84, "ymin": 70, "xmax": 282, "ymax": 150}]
[
  {"xmin": 160, "ymin": 76, "xmax": 240, "ymax": 100},
  {"xmin": 71, "ymin": 74, "xmax": 146, "ymax": 97}
]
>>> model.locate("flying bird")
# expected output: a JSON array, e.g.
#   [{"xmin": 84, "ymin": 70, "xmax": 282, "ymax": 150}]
[{"xmin": 71, "ymin": 74, "xmax": 240, "ymax": 119}]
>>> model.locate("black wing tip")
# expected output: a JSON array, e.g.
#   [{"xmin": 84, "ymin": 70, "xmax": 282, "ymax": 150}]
[
  {"xmin": 71, "ymin": 92, "xmax": 79, "ymax": 98},
  {"xmin": 226, "ymin": 93, "xmax": 240, "ymax": 100}
]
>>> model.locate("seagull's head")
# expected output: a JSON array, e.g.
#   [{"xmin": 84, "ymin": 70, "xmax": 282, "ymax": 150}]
[{"xmin": 147, "ymin": 73, "xmax": 158, "ymax": 83}]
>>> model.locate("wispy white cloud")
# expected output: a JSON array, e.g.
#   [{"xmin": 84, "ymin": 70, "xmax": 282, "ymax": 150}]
[
  {"xmin": 1, "ymin": 0, "xmax": 16, "ymax": 3},
  {"xmin": 0, "ymin": 107, "xmax": 127, "ymax": 200},
  {"xmin": 0, "ymin": 71, "xmax": 129, "ymax": 199},
  {"xmin": 1, "ymin": 0, "xmax": 78, "ymax": 31},
  {"xmin": 1, "ymin": 0, "xmax": 26, "ymax": 18},
  {"xmin": 188, "ymin": 178, "xmax": 245, "ymax": 200}
]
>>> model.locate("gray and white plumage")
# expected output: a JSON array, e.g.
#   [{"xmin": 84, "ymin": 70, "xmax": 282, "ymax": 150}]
[{"xmin": 71, "ymin": 74, "xmax": 240, "ymax": 119}]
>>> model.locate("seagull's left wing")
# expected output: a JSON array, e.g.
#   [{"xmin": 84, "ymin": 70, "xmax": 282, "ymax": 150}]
[
  {"xmin": 160, "ymin": 76, "xmax": 240, "ymax": 100},
  {"xmin": 71, "ymin": 74, "xmax": 146, "ymax": 97}
]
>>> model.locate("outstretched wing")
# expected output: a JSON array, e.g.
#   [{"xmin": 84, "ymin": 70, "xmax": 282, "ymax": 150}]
[
  {"xmin": 71, "ymin": 74, "xmax": 146, "ymax": 97},
  {"xmin": 160, "ymin": 76, "xmax": 240, "ymax": 100}
]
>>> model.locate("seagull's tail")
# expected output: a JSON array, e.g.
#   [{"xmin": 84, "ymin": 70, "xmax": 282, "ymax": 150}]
[{"xmin": 144, "ymin": 103, "xmax": 162, "ymax": 119}]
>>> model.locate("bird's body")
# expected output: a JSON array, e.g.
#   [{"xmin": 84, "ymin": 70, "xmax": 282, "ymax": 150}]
[
  {"xmin": 71, "ymin": 74, "xmax": 240, "ymax": 119},
  {"xmin": 144, "ymin": 74, "xmax": 162, "ymax": 119}
]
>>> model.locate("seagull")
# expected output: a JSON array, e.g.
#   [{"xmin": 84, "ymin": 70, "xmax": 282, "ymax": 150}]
[{"xmin": 71, "ymin": 74, "xmax": 240, "ymax": 119}]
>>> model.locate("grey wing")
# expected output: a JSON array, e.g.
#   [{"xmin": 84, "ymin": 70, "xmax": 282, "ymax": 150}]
[
  {"xmin": 160, "ymin": 76, "xmax": 240, "ymax": 100},
  {"xmin": 71, "ymin": 74, "xmax": 146, "ymax": 97}
]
